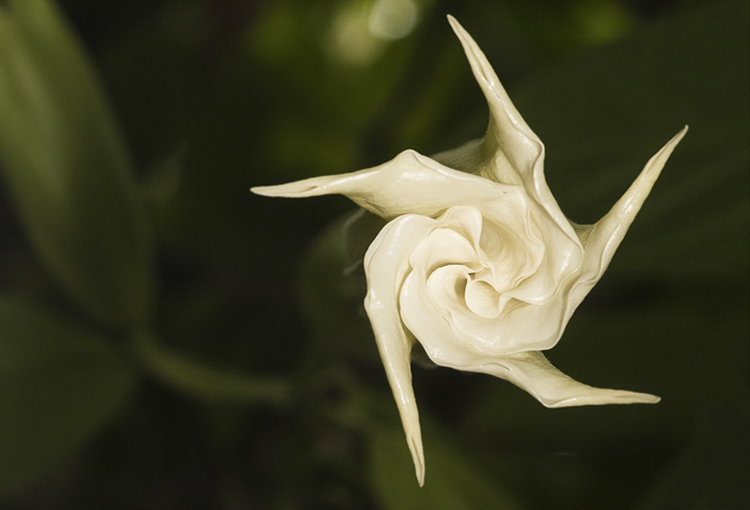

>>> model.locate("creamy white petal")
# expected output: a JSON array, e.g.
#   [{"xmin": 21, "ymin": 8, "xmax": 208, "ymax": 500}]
[
  {"xmin": 447, "ymin": 15, "xmax": 579, "ymax": 244},
  {"xmin": 468, "ymin": 351, "xmax": 661, "ymax": 407},
  {"xmin": 252, "ymin": 149, "xmax": 519, "ymax": 220},
  {"xmin": 409, "ymin": 228, "xmax": 480, "ymax": 274},
  {"xmin": 429, "ymin": 205, "xmax": 484, "ymax": 246},
  {"xmin": 568, "ymin": 126, "xmax": 688, "ymax": 314},
  {"xmin": 400, "ymin": 203, "xmax": 579, "ymax": 355},
  {"xmin": 464, "ymin": 278, "xmax": 509, "ymax": 318},
  {"xmin": 426, "ymin": 265, "xmax": 472, "ymax": 314},
  {"xmin": 403, "ymin": 268, "xmax": 653, "ymax": 405},
  {"xmin": 401, "ymin": 255, "xmax": 564, "ymax": 357},
  {"xmin": 473, "ymin": 200, "xmax": 548, "ymax": 300},
  {"xmin": 401, "ymin": 268, "xmax": 492, "ymax": 364},
  {"xmin": 407, "ymin": 206, "xmax": 485, "ymax": 272},
  {"xmin": 363, "ymin": 213, "xmax": 436, "ymax": 486}
]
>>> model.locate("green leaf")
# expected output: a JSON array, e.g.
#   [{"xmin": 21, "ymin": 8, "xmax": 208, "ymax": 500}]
[
  {"xmin": 133, "ymin": 330, "xmax": 291, "ymax": 405},
  {"xmin": 0, "ymin": 0, "xmax": 154, "ymax": 328},
  {"xmin": 0, "ymin": 295, "xmax": 136, "ymax": 495}
]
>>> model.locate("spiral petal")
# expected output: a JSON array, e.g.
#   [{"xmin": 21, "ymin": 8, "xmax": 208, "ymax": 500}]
[
  {"xmin": 363, "ymin": 213, "xmax": 437, "ymax": 486},
  {"xmin": 446, "ymin": 15, "xmax": 578, "ymax": 243},
  {"xmin": 471, "ymin": 351, "xmax": 660, "ymax": 407},
  {"xmin": 569, "ymin": 126, "xmax": 688, "ymax": 312},
  {"xmin": 252, "ymin": 149, "xmax": 518, "ymax": 220}
]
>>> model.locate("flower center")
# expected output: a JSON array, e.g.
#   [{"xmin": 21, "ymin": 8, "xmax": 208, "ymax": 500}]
[
  {"xmin": 422, "ymin": 226, "xmax": 533, "ymax": 319},
  {"xmin": 464, "ymin": 277, "xmax": 505, "ymax": 318},
  {"xmin": 412, "ymin": 204, "xmax": 543, "ymax": 321}
]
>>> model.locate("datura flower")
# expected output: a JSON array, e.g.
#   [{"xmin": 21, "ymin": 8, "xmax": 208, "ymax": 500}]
[{"xmin": 252, "ymin": 16, "xmax": 686, "ymax": 486}]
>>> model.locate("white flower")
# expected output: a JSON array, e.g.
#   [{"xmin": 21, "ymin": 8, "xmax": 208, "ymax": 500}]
[{"xmin": 252, "ymin": 16, "xmax": 686, "ymax": 486}]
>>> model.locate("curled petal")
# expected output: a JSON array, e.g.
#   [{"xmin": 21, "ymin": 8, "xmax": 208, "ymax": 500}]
[
  {"xmin": 410, "ymin": 229, "xmax": 480, "ymax": 275},
  {"xmin": 477, "ymin": 198, "xmax": 575, "ymax": 306},
  {"xmin": 364, "ymin": 214, "xmax": 437, "ymax": 486},
  {"xmin": 403, "ymin": 260, "xmax": 567, "ymax": 358},
  {"xmin": 407, "ymin": 206, "xmax": 483, "ymax": 273},
  {"xmin": 470, "ymin": 351, "xmax": 661, "ymax": 407},
  {"xmin": 399, "ymin": 205, "xmax": 576, "ymax": 357},
  {"xmin": 447, "ymin": 15, "xmax": 541, "ymax": 182},
  {"xmin": 446, "ymin": 15, "xmax": 578, "ymax": 243},
  {"xmin": 251, "ymin": 150, "xmax": 518, "ymax": 220}
]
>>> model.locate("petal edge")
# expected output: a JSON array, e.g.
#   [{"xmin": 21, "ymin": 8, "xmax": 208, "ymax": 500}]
[
  {"xmin": 364, "ymin": 214, "xmax": 437, "ymax": 485},
  {"xmin": 253, "ymin": 149, "xmax": 519, "ymax": 220},
  {"xmin": 447, "ymin": 15, "xmax": 579, "ymax": 242},
  {"xmin": 570, "ymin": 126, "xmax": 688, "ymax": 312},
  {"xmin": 470, "ymin": 351, "xmax": 660, "ymax": 407}
]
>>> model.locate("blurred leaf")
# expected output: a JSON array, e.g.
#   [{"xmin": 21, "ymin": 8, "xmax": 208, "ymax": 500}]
[
  {"xmin": 367, "ymin": 419, "xmax": 524, "ymax": 510},
  {"xmin": 0, "ymin": 295, "xmax": 136, "ymax": 495},
  {"xmin": 133, "ymin": 330, "xmax": 291, "ymax": 405},
  {"xmin": 0, "ymin": 0, "xmax": 154, "ymax": 328},
  {"xmin": 107, "ymin": 1, "xmax": 425, "ymax": 273}
]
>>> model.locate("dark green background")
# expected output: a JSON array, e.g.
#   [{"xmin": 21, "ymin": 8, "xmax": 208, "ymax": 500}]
[{"xmin": 0, "ymin": 0, "xmax": 747, "ymax": 508}]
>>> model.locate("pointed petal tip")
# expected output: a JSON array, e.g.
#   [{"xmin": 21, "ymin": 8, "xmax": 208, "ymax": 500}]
[
  {"xmin": 486, "ymin": 352, "xmax": 662, "ymax": 409},
  {"xmin": 579, "ymin": 124, "xmax": 689, "ymax": 275},
  {"xmin": 668, "ymin": 124, "xmax": 689, "ymax": 146},
  {"xmin": 446, "ymin": 14, "xmax": 476, "ymax": 53},
  {"xmin": 250, "ymin": 179, "xmax": 323, "ymax": 198},
  {"xmin": 548, "ymin": 389, "xmax": 661, "ymax": 408},
  {"xmin": 446, "ymin": 16, "xmax": 473, "ymax": 59},
  {"xmin": 643, "ymin": 124, "xmax": 688, "ymax": 180},
  {"xmin": 409, "ymin": 432, "xmax": 425, "ymax": 486},
  {"xmin": 249, "ymin": 185, "xmax": 275, "ymax": 196},
  {"xmin": 632, "ymin": 391, "xmax": 661, "ymax": 404},
  {"xmin": 645, "ymin": 393, "xmax": 661, "ymax": 404},
  {"xmin": 446, "ymin": 14, "xmax": 458, "ymax": 27},
  {"xmin": 655, "ymin": 125, "xmax": 688, "ymax": 164},
  {"xmin": 604, "ymin": 390, "xmax": 661, "ymax": 405}
]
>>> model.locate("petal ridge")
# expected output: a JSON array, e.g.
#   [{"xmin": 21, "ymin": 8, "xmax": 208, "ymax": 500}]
[
  {"xmin": 253, "ymin": 149, "xmax": 520, "ymax": 220},
  {"xmin": 447, "ymin": 15, "xmax": 578, "ymax": 243},
  {"xmin": 469, "ymin": 351, "xmax": 661, "ymax": 407},
  {"xmin": 364, "ymin": 214, "xmax": 436, "ymax": 485}
]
